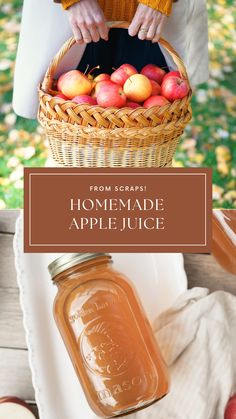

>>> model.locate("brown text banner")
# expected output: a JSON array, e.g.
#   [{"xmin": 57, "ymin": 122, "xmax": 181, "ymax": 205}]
[{"xmin": 24, "ymin": 168, "xmax": 212, "ymax": 253}]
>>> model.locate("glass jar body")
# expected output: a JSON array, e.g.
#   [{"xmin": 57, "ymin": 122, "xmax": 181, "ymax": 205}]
[{"xmin": 53, "ymin": 260, "xmax": 169, "ymax": 418}]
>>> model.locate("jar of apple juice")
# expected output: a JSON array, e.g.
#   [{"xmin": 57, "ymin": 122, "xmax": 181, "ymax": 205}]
[{"xmin": 48, "ymin": 253, "xmax": 169, "ymax": 418}]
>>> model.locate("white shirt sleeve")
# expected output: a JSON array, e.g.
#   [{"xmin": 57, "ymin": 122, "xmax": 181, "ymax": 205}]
[{"xmin": 13, "ymin": 0, "xmax": 85, "ymax": 119}]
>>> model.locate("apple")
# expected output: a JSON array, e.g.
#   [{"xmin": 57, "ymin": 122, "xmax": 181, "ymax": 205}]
[
  {"xmin": 87, "ymin": 65, "xmax": 101, "ymax": 80},
  {"xmin": 92, "ymin": 80, "xmax": 114, "ymax": 98},
  {"xmin": 126, "ymin": 101, "xmax": 140, "ymax": 109},
  {"xmin": 161, "ymin": 76, "xmax": 190, "ymax": 102},
  {"xmin": 141, "ymin": 64, "xmax": 166, "ymax": 85},
  {"xmin": 54, "ymin": 93, "xmax": 68, "ymax": 100},
  {"xmin": 124, "ymin": 74, "xmax": 152, "ymax": 102},
  {"xmin": 225, "ymin": 396, "xmax": 236, "ymax": 419},
  {"xmin": 144, "ymin": 95, "xmax": 170, "ymax": 108},
  {"xmin": 97, "ymin": 83, "xmax": 126, "ymax": 108},
  {"xmin": 150, "ymin": 80, "xmax": 161, "ymax": 96},
  {"xmin": 162, "ymin": 71, "xmax": 181, "ymax": 82},
  {"xmin": 57, "ymin": 70, "xmax": 92, "ymax": 99},
  {"xmin": 72, "ymin": 95, "xmax": 97, "ymax": 105},
  {"xmin": 111, "ymin": 64, "xmax": 138, "ymax": 86},
  {"xmin": 94, "ymin": 73, "xmax": 110, "ymax": 83},
  {"xmin": 0, "ymin": 397, "xmax": 36, "ymax": 419}
]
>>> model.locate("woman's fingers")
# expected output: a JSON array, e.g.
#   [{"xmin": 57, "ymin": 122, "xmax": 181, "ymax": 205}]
[
  {"xmin": 73, "ymin": 20, "xmax": 107, "ymax": 44},
  {"xmin": 129, "ymin": 22, "xmax": 141, "ymax": 37},
  {"xmin": 67, "ymin": 0, "xmax": 108, "ymax": 44},
  {"xmin": 138, "ymin": 26, "xmax": 149, "ymax": 40},
  {"xmin": 96, "ymin": 20, "xmax": 109, "ymax": 41},
  {"xmin": 129, "ymin": 4, "xmax": 167, "ymax": 42},
  {"xmin": 128, "ymin": 11, "xmax": 142, "ymax": 37},
  {"xmin": 152, "ymin": 15, "xmax": 167, "ymax": 43},
  {"xmin": 87, "ymin": 22, "xmax": 100, "ymax": 43},
  {"xmin": 69, "ymin": 0, "xmax": 167, "ymax": 44},
  {"xmin": 146, "ymin": 22, "xmax": 158, "ymax": 41},
  {"xmin": 146, "ymin": 13, "xmax": 162, "ymax": 41},
  {"xmin": 71, "ymin": 21, "xmax": 83, "ymax": 44},
  {"xmin": 80, "ymin": 23, "xmax": 92, "ymax": 44}
]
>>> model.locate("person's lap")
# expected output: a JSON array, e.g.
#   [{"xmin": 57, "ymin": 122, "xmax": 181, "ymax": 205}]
[{"xmin": 78, "ymin": 28, "xmax": 168, "ymax": 75}]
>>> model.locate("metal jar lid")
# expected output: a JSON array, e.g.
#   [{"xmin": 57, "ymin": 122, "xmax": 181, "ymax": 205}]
[{"xmin": 48, "ymin": 253, "xmax": 111, "ymax": 279}]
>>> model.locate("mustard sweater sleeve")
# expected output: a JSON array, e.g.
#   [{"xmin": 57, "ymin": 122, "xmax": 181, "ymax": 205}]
[
  {"xmin": 61, "ymin": 0, "xmax": 173, "ymax": 15},
  {"xmin": 61, "ymin": 0, "xmax": 79, "ymax": 9},
  {"xmin": 138, "ymin": 0, "xmax": 173, "ymax": 16}
]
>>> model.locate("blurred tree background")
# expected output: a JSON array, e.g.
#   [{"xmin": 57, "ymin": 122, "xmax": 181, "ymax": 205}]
[{"xmin": 0, "ymin": 0, "xmax": 235, "ymax": 209}]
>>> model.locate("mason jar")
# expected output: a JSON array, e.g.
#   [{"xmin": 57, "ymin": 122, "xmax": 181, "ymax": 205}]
[{"xmin": 48, "ymin": 253, "xmax": 169, "ymax": 418}]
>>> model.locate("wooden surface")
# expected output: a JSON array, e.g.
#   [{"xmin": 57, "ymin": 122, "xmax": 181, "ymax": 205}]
[
  {"xmin": 0, "ymin": 210, "xmax": 39, "ymax": 417},
  {"xmin": 0, "ymin": 209, "xmax": 235, "ymax": 418}
]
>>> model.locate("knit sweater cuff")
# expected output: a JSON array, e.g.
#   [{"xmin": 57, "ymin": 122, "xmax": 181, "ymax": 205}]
[
  {"xmin": 138, "ymin": 0, "xmax": 173, "ymax": 16},
  {"xmin": 61, "ymin": 0, "xmax": 173, "ymax": 15},
  {"xmin": 61, "ymin": 0, "xmax": 79, "ymax": 10}
]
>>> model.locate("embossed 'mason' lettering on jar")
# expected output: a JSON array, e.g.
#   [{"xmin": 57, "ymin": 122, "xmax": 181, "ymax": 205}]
[{"xmin": 48, "ymin": 253, "xmax": 169, "ymax": 418}]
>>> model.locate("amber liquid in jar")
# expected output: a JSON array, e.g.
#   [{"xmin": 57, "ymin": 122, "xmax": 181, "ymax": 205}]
[
  {"xmin": 212, "ymin": 210, "xmax": 236, "ymax": 275},
  {"xmin": 49, "ymin": 254, "xmax": 169, "ymax": 418}
]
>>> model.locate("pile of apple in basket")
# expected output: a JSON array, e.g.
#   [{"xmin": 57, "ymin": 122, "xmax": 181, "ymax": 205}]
[
  {"xmin": 38, "ymin": 41, "xmax": 192, "ymax": 168},
  {"xmin": 55, "ymin": 63, "xmax": 190, "ymax": 111}
]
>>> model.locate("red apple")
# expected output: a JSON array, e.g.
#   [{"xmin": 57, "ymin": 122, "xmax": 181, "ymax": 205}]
[
  {"xmin": 144, "ymin": 95, "xmax": 170, "ymax": 108},
  {"xmin": 94, "ymin": 73, "xmax": 110, "ymax": 83},
  {"xmin": 111, "ymin": 64, "xmax": 138, "ymax": 86},
  {"xmin": 92, "ymin": 80, "xmax": 114, "ymax": 98},
  {"xmin": 126, "ymin": 101, "xmax": 140, "ymax": 109},
  {"xmin": 124, "ymin": 74, "xmax": 152, "ymax": 102},
  {"xmin": 161, "ymin": 76, "xmax": 190, "ymax": 102},
  {"xmin": 97, "ymin": 83, "xmax": 126, "ymax": 108},
  {"xmin": 72, "ymin": 95, "xmax": 97, "ymax": 105},
  {"xmin": 0, "ymin": 397, "xmax": 36, "ymax": 419},
  {"xmin": 54, "ymin": 93, "xmax": 68, "ymax": 100},
  {"xmin": 57, "ymin": 70, "xmax": 92, "ymax": 99},
  {"xmin": 150, "ymin": 80, "xmax": 161, "ymax": 96},
  {"xmin": 225, "ymin": 396, "xmax": 236, "ymax": 419},
  {"xmin": 141, "ymin": 64, "xmax": 166, "ymax": 85},
  {"xmin": 162, "ymin": 71, "xmax": 181, "ymax": 82}
]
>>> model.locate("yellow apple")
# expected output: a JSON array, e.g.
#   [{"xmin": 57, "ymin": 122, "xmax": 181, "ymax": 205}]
[
  {"xmin": 124, "ymin": 74, "xmax": 152, "ymax": 102},
  {"xmin": 57, "ymin": 70, "xmax": 92, "ymax": 99}
]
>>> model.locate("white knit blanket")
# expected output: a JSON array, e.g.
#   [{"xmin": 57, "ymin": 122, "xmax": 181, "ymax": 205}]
[{"xmin": 131, "ymin": 287, "xmax": 236, "ymax": 419}]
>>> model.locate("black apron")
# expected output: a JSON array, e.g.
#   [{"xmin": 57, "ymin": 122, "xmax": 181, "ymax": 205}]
[{"xmin": 78, "ymin": 28, "xmax": 168, "ymax": 75}]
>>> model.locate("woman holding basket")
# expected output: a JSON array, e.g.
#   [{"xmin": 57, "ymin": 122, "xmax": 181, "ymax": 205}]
[
  {"xmin": 13, "ymin": 0, "xmax": 208, "ymax": 119},
  {"xmin": 55, "ymin": 0, "xmax": 171, "ymax": 75}
]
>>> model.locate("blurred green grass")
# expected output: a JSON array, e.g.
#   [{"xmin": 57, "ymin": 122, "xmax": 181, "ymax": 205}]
[{"xmin": 0, "ymin": 0, "xmax": 235, "ymax": 208}]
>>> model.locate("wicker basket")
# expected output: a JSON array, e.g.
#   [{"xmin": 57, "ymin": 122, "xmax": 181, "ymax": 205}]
[{"xmin": 38, "ymin": 21, "xmax": 192, "ymax": 168}]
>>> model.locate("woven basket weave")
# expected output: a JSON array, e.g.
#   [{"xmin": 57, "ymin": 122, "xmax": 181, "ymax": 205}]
[{"xmin": 38, "ymin": 21, "xmax": 192, "ymax": 167}]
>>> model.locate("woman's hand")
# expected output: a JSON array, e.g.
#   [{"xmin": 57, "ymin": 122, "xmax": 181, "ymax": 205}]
[
  {"xmin": 67, "ymin": 0, "xmax": 109, "ymax": 44},
  {"xmin": 129, "ymin": 4, "xmax": 167, "ymax": 43}
]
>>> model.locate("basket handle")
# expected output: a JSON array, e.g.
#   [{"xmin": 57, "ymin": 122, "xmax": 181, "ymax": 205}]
[{"xmin": 41, "ymin": 21, "xmax": 189, "ymax": 92}]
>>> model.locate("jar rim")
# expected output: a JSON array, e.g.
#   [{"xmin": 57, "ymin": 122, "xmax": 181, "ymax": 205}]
[{"xmin": 48, "ymin": 253, "xmax": 111, "ymax": 280}]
